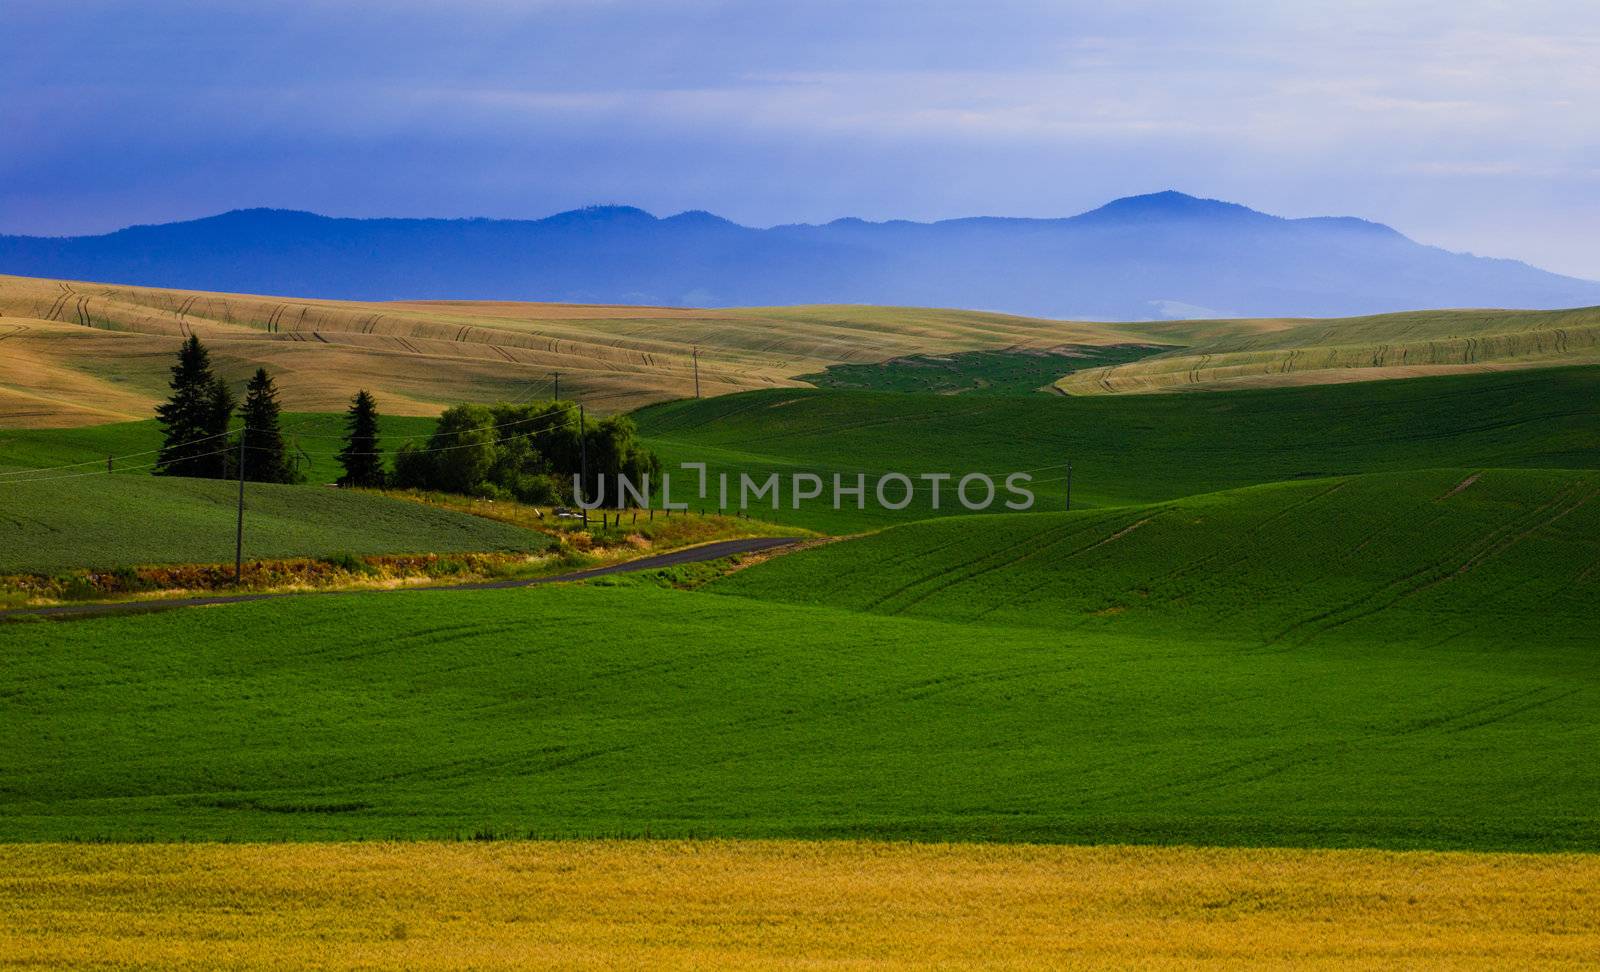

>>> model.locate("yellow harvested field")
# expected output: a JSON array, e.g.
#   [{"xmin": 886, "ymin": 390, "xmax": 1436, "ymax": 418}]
[
  {"xmin": 0, "ymin": 275, "xmax": 1141, "ymax": 427},
  {"xmin": 6, "ymin": 273, "xmax": 1599, "ymax": 426},
  {"xmin": 2, "ymin": 841, "xmax": 1597, "ymax": 970},
  {"xmin": 1056, "ymin": 306, "xmax": 1600, "ymax": 394}
]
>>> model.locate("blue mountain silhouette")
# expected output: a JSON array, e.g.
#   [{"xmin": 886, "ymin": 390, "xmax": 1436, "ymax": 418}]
[{"xmin": 4, "ymin": 192, "xmax": 1597, "ymax": 318}]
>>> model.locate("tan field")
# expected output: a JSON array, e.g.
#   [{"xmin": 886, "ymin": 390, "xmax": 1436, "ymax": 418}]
[
  {"xmin": 0, "ymin": 275, "xmax": 1143, "ymax": 427},
  {"xmin": 4, "ymin": 273, "xmax": 1598, "ymax": 427},
  {"xmin": 1055, "ymin": 306, "xmax": 1600, "ymax": 394},
  {"xmin": 2, "ymin": 841, "xmax": 1597, "ymax": 970}
]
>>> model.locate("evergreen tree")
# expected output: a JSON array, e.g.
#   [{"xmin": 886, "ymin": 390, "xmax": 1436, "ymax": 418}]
[
  {"xmin": 204, "ymin": 377, "xmax": 237, "ymax": 479},
  {"xmin": 336, "ymin": 390, "xmax": 386, "ymax": 487},
  {"xmin": 238, "ymin": 368, "xmax": 300, "ymax": 484},
  {"xmin": 154, "ymin": 336, "xmax": 223, "ymax": 478}
]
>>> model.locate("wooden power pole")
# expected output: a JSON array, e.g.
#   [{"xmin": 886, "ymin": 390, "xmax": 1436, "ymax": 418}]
[
  {"xmin": 579, "ymin": 403, "xmax": 588, "ymax": 527},
  {"xmin": 234, "ymin": 434, "xmax": 247, "ymax": 584}
]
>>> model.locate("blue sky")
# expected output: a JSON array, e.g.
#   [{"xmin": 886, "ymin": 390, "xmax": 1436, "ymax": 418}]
[{"xmin": 5, "ymin": 0, "xmax": 1598, "ymax": 278}]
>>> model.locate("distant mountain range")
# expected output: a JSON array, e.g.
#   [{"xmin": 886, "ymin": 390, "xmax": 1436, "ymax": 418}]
[{"xmin": 4, "ymin": 191, "xmax": 1598, "ymax": 319}]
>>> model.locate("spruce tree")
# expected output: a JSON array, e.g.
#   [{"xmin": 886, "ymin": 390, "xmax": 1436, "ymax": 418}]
[
  {"xmin": 154, "ymin": 336, "xmax": 222, "ymax": 478},
  {"xmin": 239, "ymin": 368, "xmax": 300, "ymax": 484},
  {"xmin": 204, "ymin": 377, "xmax": 237, "ymax": 479},
  {"xmin": 336, "ymin": 390, "xmax": 385, "ymax": 487}
]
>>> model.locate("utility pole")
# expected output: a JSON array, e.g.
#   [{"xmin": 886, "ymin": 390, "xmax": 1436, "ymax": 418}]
[
  {"xmin": 693, "ymin": 347, "xmax": 700, "ymax": 399},
  {"xmin": 578, "ymin": 403, "xmax": 588, "ymax": 527},
  {"xmin": 552, "ymin": 371, "xmax": 559, "ymax": 401},
  {"xmin": 1066, "ymin": 459, "xmax": 1073, "ymax": 512},
  {"xmin": 234, "ymin": 434, "xmax": 247, "ymax": 584}
]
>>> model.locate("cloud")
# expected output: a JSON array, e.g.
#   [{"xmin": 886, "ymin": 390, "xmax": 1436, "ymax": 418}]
[{"xmin": 3, "ymin": 0, "xmax": 1599, "ymax": 277}]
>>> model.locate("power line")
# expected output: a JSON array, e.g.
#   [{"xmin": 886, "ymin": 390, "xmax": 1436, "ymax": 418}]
[
  {"xmin": 229, "ymin": 403, "xmax": 581, "ymax": 440},
  {"xmin": 0, "ymin": 405, "xmax": 587, "ymax": 481},
  {"xmin": 0, "ymin": 444, "xmax": 238, "ymax": 486},
  {"xmin": 0, "ymin": 427, "xmax": 236, "ymax": 478},
  {"xmin": 0, "ymin": 408, "xmax": 599, "ymax": 485},
  {"xmin": 291, "ymin": 412, "xmax": 585, "ymax": 458}
]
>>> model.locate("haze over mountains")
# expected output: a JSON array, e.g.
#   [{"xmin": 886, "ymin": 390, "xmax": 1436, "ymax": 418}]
[{"xmin": 4, "ymin": 191, "xmax": 1598, "ymax": 320}]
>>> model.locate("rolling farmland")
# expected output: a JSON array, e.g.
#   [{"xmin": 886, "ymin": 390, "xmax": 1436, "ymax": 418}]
[
  {"xmin": 6, "ymin": 272, "xmax": 1600, "ymax": 430},
  {"xmin": 0, "ymin": 475, "xmax": 545, "ymax": 573},
  {"xmin": 0, "ymin": 412, "xmax": 439, "ymax": 482},
  {"xmin": 0, "ymin": 273, "xmax": 1144, "ymax": 427},
  {"xmin": 3, "ymin": 295, "xmax": 1599, "ymax": 966},
  {"xmin": 712, "ymin": 468, "xmax": 1600, "ymax": 649},
  {"xmin": 1055, "ymin": 305, "xmax": 1600, "ymax": 394},
  {"xmin": 799, "ymin": 343, "xmax": 1169, "ymax": 395},
  {"xmin": 5, "ymin": 465, "xmax": 1598, "ymax": 849},
  {"xmin": 11, "ymin": 6, "xmax": 1600, "ymax": 966},
  {"xmin": 5, "ymin": 842, "xmax": 1598, "ymax": 970},
  {"xmin": 636, "ymin": 366, "xmax": 1600, "ymax": 531}
]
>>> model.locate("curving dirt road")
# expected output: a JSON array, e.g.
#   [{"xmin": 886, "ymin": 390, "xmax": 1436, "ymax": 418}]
[{"xmin": 0, "ymin": 536, "xmax": 805, "ymax": 622}]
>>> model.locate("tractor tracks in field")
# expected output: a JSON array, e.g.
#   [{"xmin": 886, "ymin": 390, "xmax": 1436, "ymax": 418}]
[
  {"xmin": 1125, "ymin": 684, "xmax": 1582, "ymax": 806},
  {"xmin": 1437, "ymin": 471, "xmax": 1482, "ymax": 500},
  {"xmin": 863, "ymin": 514, "xmax": 1119, "ymax": 616},
  {"xmin": 1264, "ymin": 479, "xmax": 1598, "ymax": 649}
]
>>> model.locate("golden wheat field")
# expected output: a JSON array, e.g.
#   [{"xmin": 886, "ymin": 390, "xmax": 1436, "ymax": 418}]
[
  {"xmin": 5, "ymin": 273, "xmax": 1599, "ymax": 427},
  {"xmin": 1055, "ymin": 306, "xmax": 1600, "ymax": 394},
  {"xmin": 0, "ymin": 274, "xmax": 1140, "ymax": 427},
  {"xmin": 2, "ymin": 841, "xmax": 1596, "ymax": 970}
]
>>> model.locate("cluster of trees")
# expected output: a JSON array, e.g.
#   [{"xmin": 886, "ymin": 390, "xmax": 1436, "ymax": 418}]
[
  {"xmin": 392, "ymin": 401, "xmax": 660, "ymax": 506},
  {"xmin": 154, "ymin": 336, "xmax": 303, "ymax": 484},
  {"xmin": 153, "ymin": 336, "xmax": 660, "ymax": 506}
]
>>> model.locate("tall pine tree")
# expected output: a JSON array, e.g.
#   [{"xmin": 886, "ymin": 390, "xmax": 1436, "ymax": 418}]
[
  {"xmin": 204, "ymin": 377, "xmax": 237, "ymax": 478},
  {"xmin": 336, "ymin": 390, "xmax": 385, "ymax": 487},
  {"xmin": 154, "ymin": 336, "xmax": 223, "ymax": 478},
  {"xmin": 239, "ymin": 367, "xmax": 300, "ymax": 484}
]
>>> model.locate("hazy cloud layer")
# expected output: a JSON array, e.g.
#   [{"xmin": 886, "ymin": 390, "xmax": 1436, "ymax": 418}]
[{"xmin": 4, "ymin": 0, "xmax": 1598, "ymax": 277}]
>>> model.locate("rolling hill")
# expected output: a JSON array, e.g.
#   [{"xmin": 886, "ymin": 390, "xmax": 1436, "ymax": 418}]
[
  {"xmin": 0, "ymin": 274, "xmax": 1150, "ymax": 427},
  {"xmin": 1057, "ymin": 305, "xmax": 1600, "ymax": 394},
  {"xmin": 713, "ymin": 468, "xmax": 1600, "ymax": 650},
  {"xmin": 4, "ymin": 466, "xmax": 1597, "ymax": 849},
  {"xmin": 0, "ymin": 473, "xmax": 545, "ymax": 574},
  {"xmin": 5, "ymin": 272, "xmax": 1599, "ymax": 429},
  {"xmin": 4, "ymin": 192, "xmax": 1600, "ymax": 319},
  {"xmin": 634, "ymin": 367, "xmax": 1600, "ymax": 532}
]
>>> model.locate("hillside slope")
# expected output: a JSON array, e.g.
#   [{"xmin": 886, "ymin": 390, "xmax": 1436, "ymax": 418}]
[
  {"xmin": 1058, "ymin": 305, "xmax": 1600, "ymax": 394},
  {"xmin": 6, "ymin": 272, "xmax": 1600, "ymax": 427},
  {"xmin": 4, "ymin": 571, "xmax": 1596, "ymax": 848},
  {"xmin": 4, "ymin": 192, "xmax": 1599, "ymax": 318},
  {"xmin": 0, "ymin": 274, "xmax": 1144, "ymax": 427},
  {"xmin": 635, "ymin": 368, "xmax": 1600, "ymax": 531},
  {"xmin": 0, "ymin": 474, "xmax": 544, "ymax": 573},
  {"xmin": 713, "ymin": 469, "xmax": 1600, "ymax": 650}
]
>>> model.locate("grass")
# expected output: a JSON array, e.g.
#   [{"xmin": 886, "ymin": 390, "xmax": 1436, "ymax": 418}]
[
  {"xmin": 0, "ymin": 412, "xmax": 438, "ymax": 484},
  {"xmin": 712, "ymin": 468, "xmax": 1600, "ymax": 649},
  {"xmin": 798, "ymin": 343, "xmax": 1167, "ymax": 395},
  {"xmin": 4, "ymin": 842, "xmax": 1598, "ymax": 970},
  {"xmin": 0, "ymin": 475, "xmax": 544, "ymax": 573},
  {"xmin": 4, "ymin": 502, "xmax": 1598, "ymax": 849},
  {"xmin": 0, "ymin": 410, "xmax": 799, "ymax": 579},
  {"xmin": 634, "ymin": 365, "xmax": 1600, "ymax": 532},
  {"xmin": 387, "ymin": 489, "xmax": 805, "ymax": 545}
]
